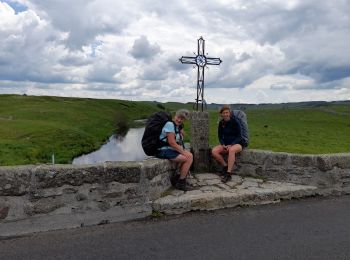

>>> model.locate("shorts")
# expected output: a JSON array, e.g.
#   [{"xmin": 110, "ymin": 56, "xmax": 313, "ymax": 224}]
[
  {"xmin": 156, "ymin": 149, "xmax": 180, "ymax": 159},
  {"xmin": 226, "ymin": 141, "xmax": 247, "ymax": 149}
]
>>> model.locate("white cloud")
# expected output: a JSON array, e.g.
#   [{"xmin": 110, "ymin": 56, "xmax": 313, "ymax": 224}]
[
  {"xmin": 246, "ymin": 74, "xmax": 315, "ymax": 90},
  {"xmin": 0, "ymin": 0, "xmax": 350, "ymax": 104}
]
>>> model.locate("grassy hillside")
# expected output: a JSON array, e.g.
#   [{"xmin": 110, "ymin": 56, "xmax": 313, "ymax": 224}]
[
  {"xmin": 0, "ymin": 95, "xmax": 161, "ymax": 165},
  {"xmin": 0, "ymin": 94, "xmax": 349, "ymax": 166},
  {"xmin": 237, "ymin": 108, "xmax": 349, "ymax": 154}
]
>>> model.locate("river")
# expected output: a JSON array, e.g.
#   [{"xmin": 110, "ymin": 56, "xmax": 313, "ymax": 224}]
[{"xmin": 72, "ymin": 128, "xmax": 147, "ymax": 165}]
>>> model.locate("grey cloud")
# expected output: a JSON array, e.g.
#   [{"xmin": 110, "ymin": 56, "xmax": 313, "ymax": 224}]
[
  {"xmin": 26, "ymin": 0, "xmax": 137, "ymax": 49},
  {"xmin": 186, "ymin": 1, "xmax": 350, "ymax": 88},
  {"xmin": 270, "ymin": 83, "xmax": 292, "ymax": 90},
  {"xmin": 86, "ymin": 64, "xmax": 122, "ymax": 84},
  {"xmin": 279, "ymin": 28, "xmax": 350, "ymax": 84},
  {"xmin": 141, "ymin": 65, "xmax": 168, "ymax": 81},
  {"xmin": 59, "ymin": 54, "xmax": 92, "ymax": 67},
  {"xmin": 1, "ymin": 0, "xmax": 350, "ymax": 103},
  {"xmin": 236, "ymin": 53, "xmax": 252, "ymax": 62},
  {"xmin": 168, "ymin": 55, "xmax": 190, "ymax": 71},
  {"xmin": 129, "ymin": 36, "xmax": 161, "ymax": 61},
  {"xmin": 83, "ymin": 83, "xmax": 120, "ymax": 92},
  {"xmin": 205, "ymin": 50, "xmax": 265, "ymax": 88},
  {"xmin": 288, "ymin": 66, "xmax": 350, "ymax": 85}
]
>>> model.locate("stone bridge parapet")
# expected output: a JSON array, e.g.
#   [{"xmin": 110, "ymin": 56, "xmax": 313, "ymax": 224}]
[
  {"xmin": 232, "ymin": 149, "xmax": 350, "ymax": 196},
  {"xmin": 1, "ymin": 150, "xmax": 350, "ymax": 236}
]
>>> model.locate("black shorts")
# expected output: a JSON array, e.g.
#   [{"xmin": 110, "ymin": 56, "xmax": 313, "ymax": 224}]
[{"xmin": 156, "ymin": 149, "xmax": 180, "ymax": 159}]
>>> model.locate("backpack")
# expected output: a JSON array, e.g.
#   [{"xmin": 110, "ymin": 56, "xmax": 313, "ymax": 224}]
[
  {"xmin": 232, "ymin": 110, "xmax": 249, "ymax": 147},
  {"xmin": 141, "ymin": 111, "xmax": 172, "ymax": 156}
]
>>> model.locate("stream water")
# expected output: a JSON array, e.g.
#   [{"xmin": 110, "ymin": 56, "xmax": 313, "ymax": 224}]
[{"xmin": 72, "ymin": 128, "xmax": 147, "ymax": 165}]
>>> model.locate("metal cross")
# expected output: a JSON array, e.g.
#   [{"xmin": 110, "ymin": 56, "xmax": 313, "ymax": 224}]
[{"xmin": 179, "ymin": 36, "xmax": 222, "ymax": 111}]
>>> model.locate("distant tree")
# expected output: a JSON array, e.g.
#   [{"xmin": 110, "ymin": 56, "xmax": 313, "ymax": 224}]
[
  {"xmin": 114, "ymin": 111, "xmax": 129, "ymax": 137},
  {"xmin": 157, "ymin": 103, "xmax": 165, "ymax": 110}
]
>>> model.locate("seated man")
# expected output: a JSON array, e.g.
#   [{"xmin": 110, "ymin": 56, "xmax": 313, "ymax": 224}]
[
  {"xmin": 212, "ymin": 105, "xmax": 247, "ymax": 183},
  {"xmin": 156, "ymin": 109, "xmax": 193, "ymax": 191}
]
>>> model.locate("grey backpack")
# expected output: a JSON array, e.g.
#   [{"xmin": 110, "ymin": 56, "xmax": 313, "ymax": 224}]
[{"xmin": 232, "ymin": 110, "xmax": 249, "ymax": 147}]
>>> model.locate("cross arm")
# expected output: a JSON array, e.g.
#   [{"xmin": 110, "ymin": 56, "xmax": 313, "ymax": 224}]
[
  {"xmin": 206, "ymin": 57, "xmax": 222, "ymax": 66},
  {"xmin": 179, "ymin": 56, "xmax": 197, "ymax": 64}
]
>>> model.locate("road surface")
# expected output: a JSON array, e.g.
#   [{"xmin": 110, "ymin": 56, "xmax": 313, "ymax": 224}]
[{"xmin": 1, "ymin": 196, "xmax": 350, "ymax": 260}]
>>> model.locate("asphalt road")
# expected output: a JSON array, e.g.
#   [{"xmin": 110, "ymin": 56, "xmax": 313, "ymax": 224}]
[{"xmin": 1, "ymin": 196, "xmax": 350, "ymax": 260}]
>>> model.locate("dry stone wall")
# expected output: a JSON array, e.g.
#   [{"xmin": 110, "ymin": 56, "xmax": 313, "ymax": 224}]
[
  {"xmin": 0, "ymin": 159, "xmax": 176, "ymax": 235},
  {"xmin": 1, "ymin": 149, "xmax": 350, "ymax": 236},
  {"xmin": 231, "ymin": 149, "xmax": 350, "ymax": 196}
]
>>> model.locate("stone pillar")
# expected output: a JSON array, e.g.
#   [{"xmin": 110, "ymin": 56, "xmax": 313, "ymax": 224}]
[{"xmin": 190, "ymin": 111, "xmax": 210, "ymax": 172}]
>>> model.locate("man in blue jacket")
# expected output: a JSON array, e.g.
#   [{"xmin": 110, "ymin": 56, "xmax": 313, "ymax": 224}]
[{"xmin": 212, "ymin": 105, "xmax": 245, "ymax": 183}]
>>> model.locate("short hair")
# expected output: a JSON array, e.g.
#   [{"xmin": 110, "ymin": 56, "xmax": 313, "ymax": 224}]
[
  {"xmin": 175, "ymin": 109, "xmax": 190, "ymax": 119},
  {"xmin": 219, "ymin": 105, "xmax": 231, "ymax": 114}
]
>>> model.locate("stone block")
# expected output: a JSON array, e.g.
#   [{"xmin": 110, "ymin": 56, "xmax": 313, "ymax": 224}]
[
  {"xmin": 0, "ymin": 166, "xmax": 32, "ymax": 196},
  {"xmin": 289, "ymin": 154, "xmax": 315, "ymax": 167},
  {"xmin": 24, "ymin": 198, "xmax": 64, "ymax": 216},
  {"xmin": 315, "ymin": 156, "xmax": 334, "ymax": 171},
  {"xmin": 34, "ymin": 164, "xmax": 105, "ymax": 188},
  {"xmin": 239, "ymin": 149, "xmax": 270, "ymax": 165},
  {"xmin": 0, "ymin": 206, "xmax": 9, "ymax": 220},
  {"xmin": 104, "ymin": 161, "xmax": 141, "ymax": 183},
  {"xmin": 141, "ymin": 159, "xmax": 176, "ymax": 180},
  {"xmin": 329, "ymin": 154, "xmax": 350, "ymax": 169}
]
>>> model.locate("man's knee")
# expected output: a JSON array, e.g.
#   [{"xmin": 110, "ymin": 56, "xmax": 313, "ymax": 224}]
[
  {"xmin": 228, "ymin": 145, "xmax": 242, "ymax": 154},
  {"xmin": 181, "ymin": 153, "xmax": 193, "ymax": 163},
  {"xmin": 188, "ymin": 152, "xmax": 193, "ymax": 162},
  {"xmin": 212, "ymin": 147, "xmax": 220, "ymax": 156}
]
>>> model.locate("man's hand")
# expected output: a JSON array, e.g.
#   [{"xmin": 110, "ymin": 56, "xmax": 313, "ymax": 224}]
[{"xmin": 223, "ymin": 145, "xmax": 232, "ymax": 150}]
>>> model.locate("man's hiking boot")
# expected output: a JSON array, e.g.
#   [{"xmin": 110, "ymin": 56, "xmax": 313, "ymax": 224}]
[
  {"xmin": 219, "ymin": 166, "xmax": 228, "ymax": 176},
  {"xmin": 221, "ymin": 172, "xmax": 232, "ymax": 183},
  {"xmin": 175, "ymin": 178, "xmax": 192, "ymax": 191},
  {"xmin": 170, "ymin": 173, "xmax": 180, "ymax": 187}
]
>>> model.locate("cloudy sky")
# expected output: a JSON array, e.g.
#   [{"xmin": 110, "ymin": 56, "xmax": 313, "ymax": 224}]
[{"xmin": 1, "ymin": 0, "xmax": 349, "ymax": 104}]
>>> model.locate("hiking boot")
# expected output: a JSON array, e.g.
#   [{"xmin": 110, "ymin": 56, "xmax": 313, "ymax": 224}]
[
  {"xmin": 218, "ymin": 166, "xmax": 228, "ymax": 176},
  {"xmin": 175, "ymin": 178, "xmax": 192, "ymax": 191},
  {"xmin": 221, "ymin": 172, "xmax": 232, "ymax": 183},
  {"xmin": 170, "ymin": 173, "xmax": 180, "ymax": 187}
]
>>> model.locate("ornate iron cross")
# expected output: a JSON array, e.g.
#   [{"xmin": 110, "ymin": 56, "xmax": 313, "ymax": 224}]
[{"xmin": 179, "ymin": 36, "xmax": 222, "ymax": 111}]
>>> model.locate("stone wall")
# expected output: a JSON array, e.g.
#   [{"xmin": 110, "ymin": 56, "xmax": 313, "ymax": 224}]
[
  {"xmin": 0, "ymin": 159, "xmax": 176, "ymax": 236},
  {"xmin": 1, "ymin": 150, "xmax": 350, "ymax": 236},
  {"xmin": 231, "ymin": 149, "xmax": 350, "ymax": 196}
]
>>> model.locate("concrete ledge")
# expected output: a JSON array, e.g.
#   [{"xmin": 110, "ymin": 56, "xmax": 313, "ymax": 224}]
[
  {"xmin": 0, "ymin": 204, "xmax": 151, "ymax": 238},
  {"xmin": 153, "ymin": 174, "xmax": 318, "ymax": 215}
]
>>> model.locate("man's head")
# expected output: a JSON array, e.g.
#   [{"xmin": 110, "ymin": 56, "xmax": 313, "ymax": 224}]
[
  {"xmin": 219, "ymin": 105, "xmax": 231, "ymax": 121},
  {"xmin": 174, "ymin": 109, "xmax": 190, "ymax": 125}
]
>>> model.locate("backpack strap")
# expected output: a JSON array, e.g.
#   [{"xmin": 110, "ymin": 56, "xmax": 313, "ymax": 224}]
[
  {"xmin": 159, "ymin": 121, "xmax": 182, "ymax": 147},
  {"xmin": 174, "ymin": 122, "xmax": 185, "ymax": 149}
]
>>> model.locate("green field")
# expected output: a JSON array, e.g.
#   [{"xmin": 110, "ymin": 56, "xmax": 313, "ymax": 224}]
[
  {"xmin": 0, "ymin": 94, "xmax": 349, "ymax": 166},
  {"xmin": 0, "ymin": 95, "xmax": 160, "ymax": 165}
]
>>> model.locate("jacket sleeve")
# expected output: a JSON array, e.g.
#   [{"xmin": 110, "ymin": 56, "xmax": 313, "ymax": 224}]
[{"xmin": 218, "ymin": 121, "xmax": 224, "ymax": 145}]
